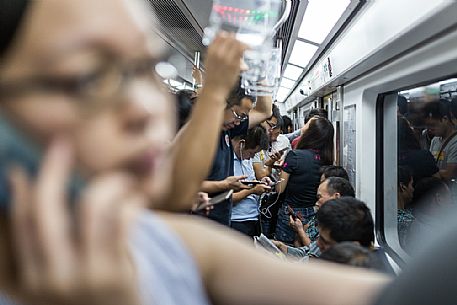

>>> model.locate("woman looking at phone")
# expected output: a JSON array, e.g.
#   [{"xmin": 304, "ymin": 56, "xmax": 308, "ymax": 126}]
[{"xmin": 275, "ymin": 117, "xmax": 335, "ymax": 244}]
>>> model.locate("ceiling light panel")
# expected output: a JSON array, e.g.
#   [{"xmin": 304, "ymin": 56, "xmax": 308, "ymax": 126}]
[
  {"xmin": 280, "ymin": 78, "xmax": 296, "ymax": 89},
  {"xmin": 276, "ymin": 87, "xmax": 291, "ymax": 102},
  {"xmin": 283, "ymin": 65, "xmax": 303, "ymax": 80},
  {"xmin": 298, "ymin": 0, "xmax": 351, "ymax": 44},
  {"xmin": 288, "ymin": 40, "xmax": 319, "ymax": 67}
]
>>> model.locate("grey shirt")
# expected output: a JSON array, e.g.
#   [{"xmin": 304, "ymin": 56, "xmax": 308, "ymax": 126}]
[{"xmin": 430, "ymin": 134, "xmax": 457, "ymax": 171}]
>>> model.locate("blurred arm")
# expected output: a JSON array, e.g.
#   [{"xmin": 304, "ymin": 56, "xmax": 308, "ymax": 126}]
[{"xmin": 161, "ymin": 213, "xmax": 391, "ymax": 305}]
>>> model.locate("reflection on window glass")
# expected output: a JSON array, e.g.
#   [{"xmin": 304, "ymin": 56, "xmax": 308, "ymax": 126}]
[{"xmin": 396, "ymin": 78, "xmax": 457, "ymax": 251}]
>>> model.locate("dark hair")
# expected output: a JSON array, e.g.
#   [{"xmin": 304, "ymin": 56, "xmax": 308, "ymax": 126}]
[
  {"xmin": 451, "ymin": 97, "xmax": 457, "ymax": 120},
  {"xmin": 296, "ymin": 117, "xmax": 334, "ymax": 165},
  {"xmin": 281, "ymin": 115, "xmax": 293, "ymax": 134},
  {"xmin": 326, "ymin": 177, "xmax": 355, "ymax": 197},
  {"xmin": 412, "ymin": 177, "xmax": 450, "ymax": 211},
  {"xmin": 398, "ymin": 166, "xmax": 413, "ymax": 188},
  {"xmin": 423, "ymin": 99, "xmax": 453, "ymax": 123},
  {"xmin": 175, "ymin": 90, "xmax": 195, "ymax": 129},
  {"xmin": 320, "ymin": 242, "xmax": 379, "ymax": 269},
  {"xmin": 271, "ymin": 104, "xmax": 283, "ymax": 128},
  {"xmin": 398, "ymin": 115, "xmax": 421, "ymax": 150},
  {"xmin": 317, "ymin": 197, "xmax": 374, "ymax": 247},
  {"xmin": 304, "ymin": 108, "xmax": 328, "ymax": 124},
  {"xmin": 0, "ymin": 0, "xmax": 30, "ymax": 57},
  {"xmin": 321, "ymin": 165, "xmax": 349, "ymax": 181},
  {"xmin": 234, "ymin": 125, "xmax": 269, "ymax": 151},
  {"xmin": 397, "ymin": 95, "xmax": 408, "ymax": 116},
  {"xmin": 226, "ymin": 78, "xmax": 256, "ymax": 108}
]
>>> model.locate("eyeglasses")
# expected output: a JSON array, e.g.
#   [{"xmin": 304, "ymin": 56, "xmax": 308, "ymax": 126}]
[
  {"xmin": 0, "ymin": 58, "xmax": 164, "ymax": 101},
  {"xmin": 231, "ymin": 109, "xmax": 249, "ymax": 122},
  {"xmin": 266, "ymin": 120, "xmax": 279, "ymax": 130}
]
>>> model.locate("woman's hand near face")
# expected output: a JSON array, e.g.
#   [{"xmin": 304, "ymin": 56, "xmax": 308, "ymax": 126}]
[{"xmin": 2, "ymin": 139, "xmax": 142, "ymax": 305}]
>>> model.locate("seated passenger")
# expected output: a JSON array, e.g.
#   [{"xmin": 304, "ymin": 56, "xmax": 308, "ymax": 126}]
[
  {"xmin": 275, "ymin": 116, "xmax": 334, "ymax": 244},
  {"xmin": 230, "ymin": 126, "xmax": 271, "ymax": 237},
  {"xmin": 320, "ymin": 165, "xmax": 350, "ymax": 182},
  {"xmin": 320, "ymin": 242, "xmax": 382, "ymax": 270},
  {"xmin": 274, "ymin": 197, "xmax": 374, "ymax": 261},
  {"xmin": 275, "ymin": 177, "xmax": 355, "ymax": 256}
]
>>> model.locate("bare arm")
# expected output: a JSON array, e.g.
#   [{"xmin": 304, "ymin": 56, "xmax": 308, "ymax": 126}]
[
  {"xmin": 232, "ymin": 189, "xmax": 254, "ymax": 204},
  {"xmin": 160, "ymin": 214, "xmax": 390, "ymax": 305},
  {"xmin": 276, "ymin": 171, "xmax": 290, "ymax": 194},
  {"xmin": 248, "ymin": 95, "xmax": 273, "ymax": 129},
  {"xmin": 161, "ymin": 34, "xmax": 247, "ymax": 211},
  {"xmin": 438, "ymin": 163, "xmax": 457, "ymax": 181},
  {"xmin": 201, "ymin": 180, "xmax": 229, "ymax": 194},
  {"xmin": 252, "ymin": 162, "xmax": 272, "ymax": 179}
]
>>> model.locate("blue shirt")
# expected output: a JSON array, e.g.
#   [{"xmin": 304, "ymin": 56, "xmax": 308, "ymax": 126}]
[
  {"xmin": 206, "ymin": 120, "xmax": 249, "ymax": 225},
  {"xmin": 231, "ymin": 154, "xmax": 260, "ymax": 221}
]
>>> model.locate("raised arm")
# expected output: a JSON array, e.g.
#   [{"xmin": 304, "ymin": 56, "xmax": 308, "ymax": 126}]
[
  {"xmin": 248, "ymin": 95, "xmax": 273, "ymax": 129},
  {"xmin": 161, "ymin": 213, "xmax": 390, "ymax": 305},
  {"xmin": 159, "ymin": 34, "xmax": 247, "ymax": 211}
]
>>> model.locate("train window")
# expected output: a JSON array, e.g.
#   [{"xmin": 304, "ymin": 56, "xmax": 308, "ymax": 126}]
[{"xmin": 379, "ymin": 77, "xmax": 457, "ymax": 261}]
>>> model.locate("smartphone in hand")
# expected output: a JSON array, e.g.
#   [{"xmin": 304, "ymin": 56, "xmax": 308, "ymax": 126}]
[
  {"xmin": 195, "ymin": 189, "xmax": 233, "ymax": 211},
  {"xmin": 239, "ymin": 180, "xmax": 264, "ymax": 186}
]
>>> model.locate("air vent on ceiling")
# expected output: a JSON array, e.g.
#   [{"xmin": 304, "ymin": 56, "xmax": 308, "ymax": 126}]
[{"xmin": 147, "ymin": 0, "xmax": 206, "ymax": 61}]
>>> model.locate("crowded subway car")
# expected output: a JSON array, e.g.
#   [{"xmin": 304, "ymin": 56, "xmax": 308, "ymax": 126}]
[{"xmin": 0, "ymin": 0, "xmax": 457, "ymax": 305}]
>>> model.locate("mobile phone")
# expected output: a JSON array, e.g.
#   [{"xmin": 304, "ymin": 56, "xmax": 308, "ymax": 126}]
[
  {"xmin": 269, "ymin": 178, "xmax": 284, "ymax": 186},
  {"xmin": 195, "ymin": 189, "xmax": 233, "ymax": 211},
  {"xmin": 240, "ymin": 180, "xmax": 264, "ymax": 185},
  {"xmin": 0, "ymin": 116, "xmax": 84, "ymax": 207},
  {"xmin": 286, "ymin": 205, "xmax": 304, "ymax": 221},
  {"xmin": 269, "ymin": 147, "xmax": 288, "ymax": 158},
  {"xmin": 271, "ymin": 162, "xmax": 283, "ymax": 169}
]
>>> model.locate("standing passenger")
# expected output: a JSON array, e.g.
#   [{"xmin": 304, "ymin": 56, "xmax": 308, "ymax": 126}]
[{"xmin": 275, "ymin": 117, "xmax": 334, "ymax": 244}]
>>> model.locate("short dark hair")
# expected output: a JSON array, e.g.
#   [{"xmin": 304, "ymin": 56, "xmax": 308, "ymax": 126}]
[
  {"xmin": 226, "ymin": 78, "xmax": 256, "ymax": 108},
  {"xmin": 234, "ymin": 125, "xmax": 269, "ymax": 151},
  {"xmin": 451, "ymin": 97, "xmax": 457, "ymax": 120},
  {"xmin": 317, "ymin": 197, "xmax": 374, "ymax": 247},
  {"xmin": 296, "ymin": 117, "xmax": 334, "ymax": 165},
  {"xmin": 398, "ymin": 115, "xmax": 421, "ymax": 151},
  {"xmin": 319, "ymin": 242, "xmax": 380, "ymax": 269},
  {"xmin": 175, "ymin": 90, "xmax": 195, "ymax": 129},
  {"xmin": 326, "ymin": 177, "xmax": 355, "ymax": 197},
  {"xmin": 398, "ymin": 166, "xmax": 413, "ymax": 187},
  {"xmin": 271, "ymin": 104, "xmax": 283, "ymax": 128},
  {"xmin": 281, "ymin": 115, "xmax": 293, "ymax": 134},
  {"xmin": 321, "ymin": 165, "xmax": 349, "ymax": 181},
  {"xmin": 423, "ymin": 99, "xmax": 453, "ymax": 123},
  {"xmin": 412, "ymin": 177, "xmax": 450, "ymax": 211},
  {"xmin": 397, "ymin": 95, "xmax": 408, "ymax": 116},
  {"xmin": 305, "ymin": 108, "xmax": 328, "ymax": 123}
]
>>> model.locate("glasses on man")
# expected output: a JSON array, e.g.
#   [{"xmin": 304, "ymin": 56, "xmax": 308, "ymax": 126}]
[
  {"xmin": 231, "ymin": 109, "xmax": 249, "ymax": 122},
  {"xmin": 0, "ymin": 58, "xmax": 166, "ymax": 101},
  {"xmin": 266, "ymin": 120, "xmax": 279, "ymax": 130}
]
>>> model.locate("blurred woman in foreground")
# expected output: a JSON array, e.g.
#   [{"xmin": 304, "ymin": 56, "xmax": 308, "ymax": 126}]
[{"xmin": 0, "ymin": 1, "xmax": 388, "ymax": 305}]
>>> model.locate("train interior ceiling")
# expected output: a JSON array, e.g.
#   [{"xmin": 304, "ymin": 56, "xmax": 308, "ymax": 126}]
[{"xmin": 152, "ymin": 0, "xmax": 457, "ymax": 266}]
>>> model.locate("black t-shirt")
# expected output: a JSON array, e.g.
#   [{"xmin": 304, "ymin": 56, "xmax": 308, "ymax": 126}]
[
  {"xmin": 399, "ymin": 149, "xmax": 438, "ymax": 184},
  {"xmin": 282, "ymin": 149, "xmax": 321, "ymax": 209},
  {"xmin": 207, "ymin": 120, "xmax": 249, "ymax": 225}
]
